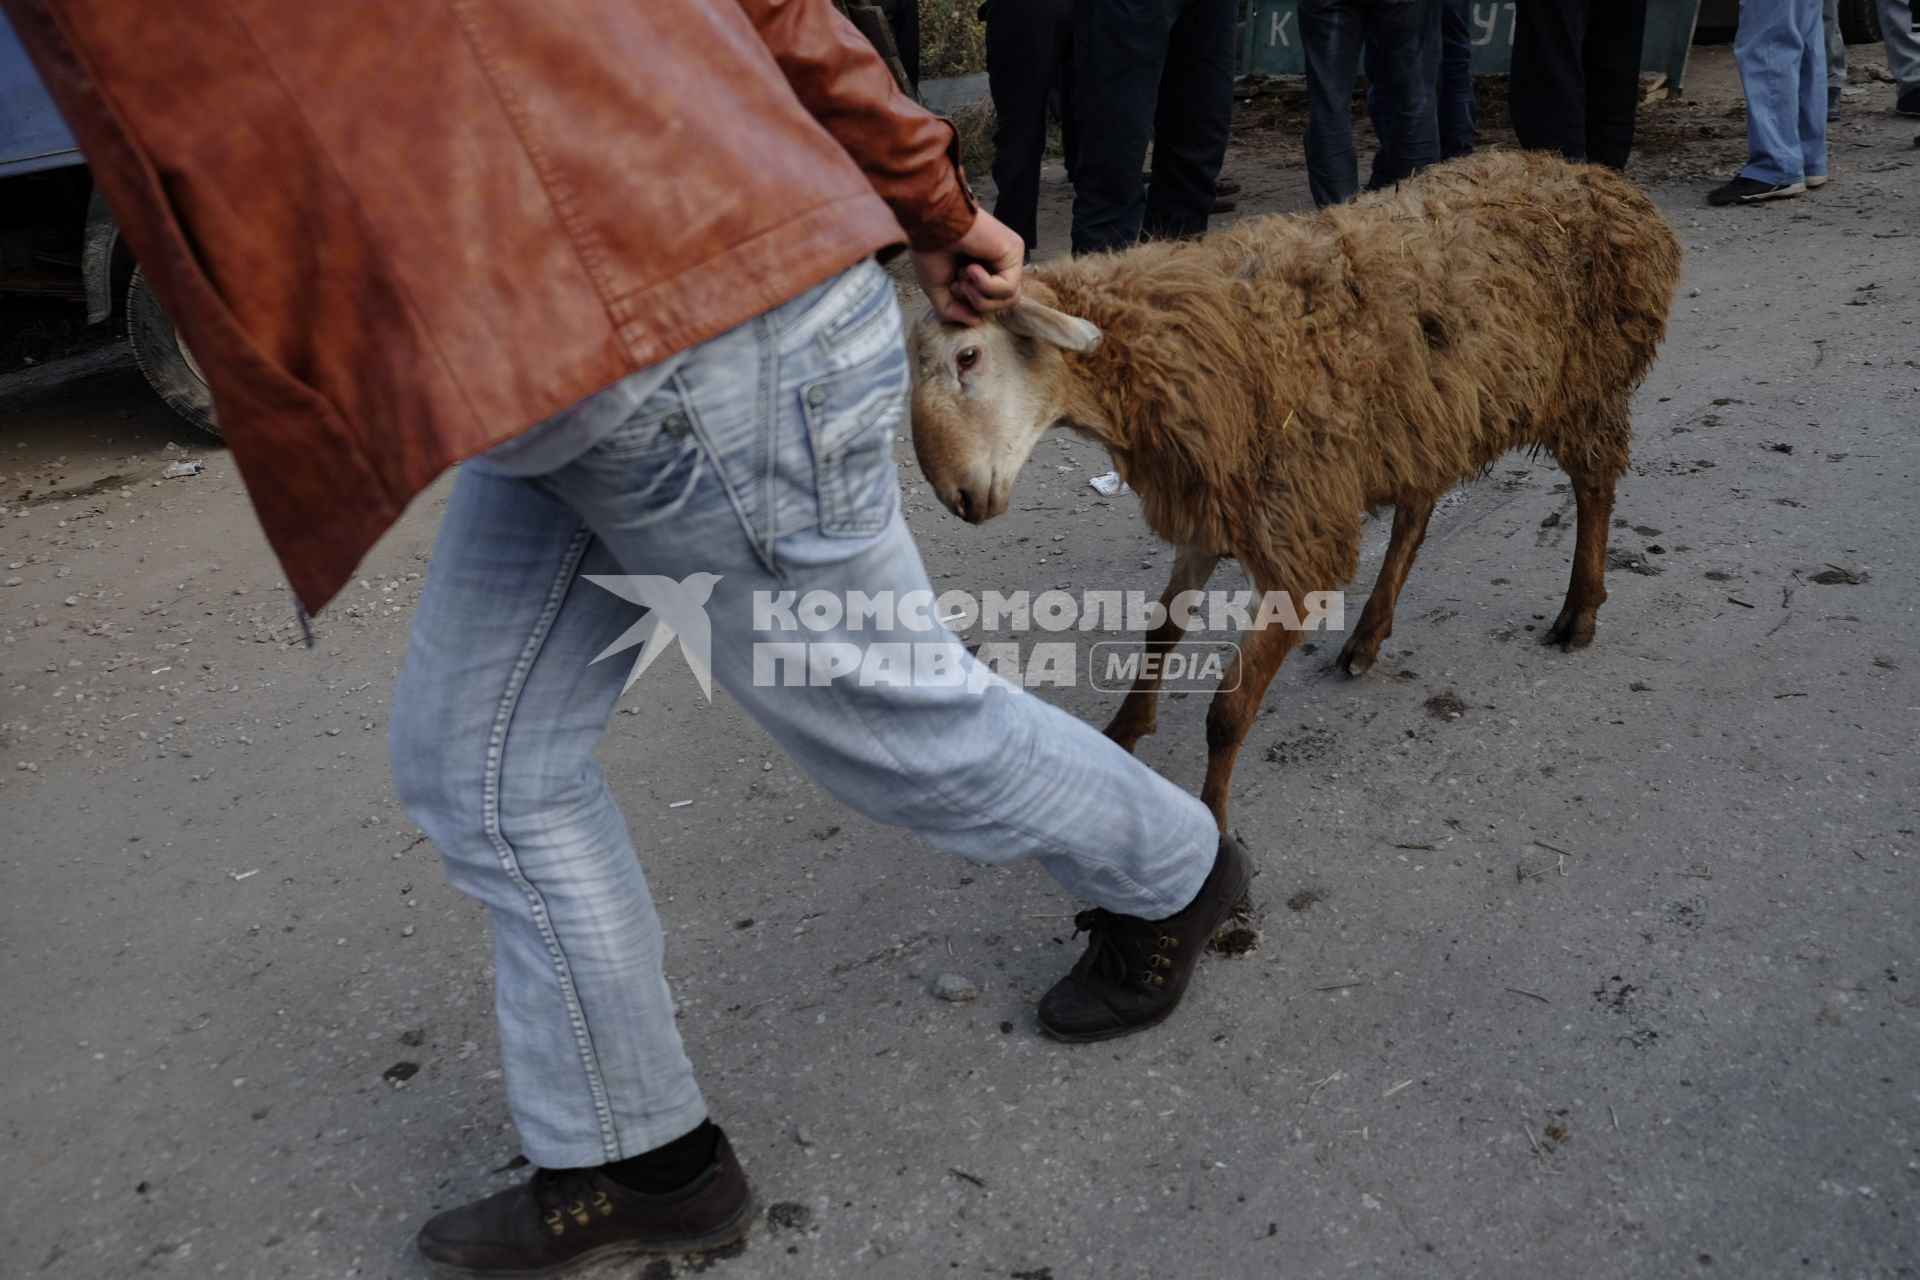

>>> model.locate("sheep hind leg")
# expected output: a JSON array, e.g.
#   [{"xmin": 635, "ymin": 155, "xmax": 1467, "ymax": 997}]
[
  {"xmin": 1335, "ymin": 496, "xmax": 1435, "ymax": 677},
  {"xmin": 1544, "ymin": 468, "xmax": 1617, "ymax": 651},
  {"xmin": 1102, "ymin": 545, "xmax": 1220, "ymax": 752},
  {"xmin": 1199, "ymin": 620, "xmax": 1303, "ymax": 830}
]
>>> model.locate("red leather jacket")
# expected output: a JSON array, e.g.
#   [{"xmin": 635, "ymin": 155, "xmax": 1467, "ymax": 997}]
[{"xmin": 2, "ymin": 0, "xmax": 974, "ymax": 609}]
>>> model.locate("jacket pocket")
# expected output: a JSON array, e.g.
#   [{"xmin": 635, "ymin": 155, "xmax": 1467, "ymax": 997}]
[{"xmin": 800, "ymin": 341, "xmax": 908, "ymax": 537}]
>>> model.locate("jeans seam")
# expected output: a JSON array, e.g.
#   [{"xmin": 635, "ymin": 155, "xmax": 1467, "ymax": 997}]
[
  {"xmin": 757, "ymin": 316, "xmax": 788, "ymax": 581},
  {"xmin": 479, "ymin": 522, "xmax": 622, "ymax": 1161}
]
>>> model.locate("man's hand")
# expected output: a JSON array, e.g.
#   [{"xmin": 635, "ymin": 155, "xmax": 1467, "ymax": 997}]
[{"xmin": 911, "ymin": 209, "xmax": 1025, "ymax": 325}]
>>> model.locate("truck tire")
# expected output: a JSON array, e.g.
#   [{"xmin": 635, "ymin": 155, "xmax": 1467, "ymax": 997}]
[
  {"xmin": 126, "ymin": 266, "xmax": 219, "ymax": 437},
  {"xmin": 1837, "ymin": 0, "xmax": 1882, "ymax": 45}
]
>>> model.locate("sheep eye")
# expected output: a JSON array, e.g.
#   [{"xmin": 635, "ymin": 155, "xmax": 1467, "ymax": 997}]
[{"xmin": 956, "ymin": 347, "xmax": 980, "ymax": 373}]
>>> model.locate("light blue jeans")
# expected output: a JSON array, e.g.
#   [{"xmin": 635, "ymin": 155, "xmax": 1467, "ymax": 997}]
[
  {"xmin": 1879, "ymin": 0, "xmax": 1920, "ymax": 93},
  {"xmin": 1735, "ymin": 0, "xmax": 1829, "ymax": 183},
  {"xmin": 389, "ymin": 261, "xmax": 1218, "ymax": 1168}
]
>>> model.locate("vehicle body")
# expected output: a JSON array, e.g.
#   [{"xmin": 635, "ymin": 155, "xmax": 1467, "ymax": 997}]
[{"xmin": 1, "ymin": 11, "xmax": 217, "ymax": 433}]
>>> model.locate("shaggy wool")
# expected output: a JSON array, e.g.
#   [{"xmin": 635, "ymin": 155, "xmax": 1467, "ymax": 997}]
[{"xmin": 1026, "ymin": 149, "xmax": 1683, "ymax": 594}]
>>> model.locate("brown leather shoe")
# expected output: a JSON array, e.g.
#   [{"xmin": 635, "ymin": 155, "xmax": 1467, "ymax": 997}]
[
  {"xmin": 1037, "ymin": 834, "xmax": 1252, "ymax": 1043},
  {"xmin": 417, "ymin": 1132, "xmax": 752, "ymax": 1278}
]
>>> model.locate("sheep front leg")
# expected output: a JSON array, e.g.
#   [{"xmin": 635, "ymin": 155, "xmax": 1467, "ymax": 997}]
[
  {"xmin": 1200, "ymin": 620, "xmax": 1303, "ymax": 829},
  {"xmin": 1336, "ymin": 496, "xmax": 1435, "ymax": 677},
  {"xmin": 1102, "ymin": 545, "xmax": 1219, "ymax": 752}
]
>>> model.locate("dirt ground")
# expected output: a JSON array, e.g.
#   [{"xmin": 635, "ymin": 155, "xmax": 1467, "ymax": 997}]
[{"xmin": 3, "ymin": 45, "xmax": 1917, "ymax": 1280}]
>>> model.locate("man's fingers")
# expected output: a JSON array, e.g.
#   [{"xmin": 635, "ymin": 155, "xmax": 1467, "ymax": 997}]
[
  {"xmin": 959, "ymin": 263, "xmax": 1020, "ymax": 314},
  {"xmin": 965, "ymin": 262, "xmax": 1018, "ymax": 297},
  {"xmin": 929, "ymin": 286, "xmax": 982, "ymax": 326}
]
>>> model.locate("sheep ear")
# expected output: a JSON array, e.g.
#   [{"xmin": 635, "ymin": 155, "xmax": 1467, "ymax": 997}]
[{"xmin": 1002, "ymin": 300, "xmax": 1102, "ymax": 352}]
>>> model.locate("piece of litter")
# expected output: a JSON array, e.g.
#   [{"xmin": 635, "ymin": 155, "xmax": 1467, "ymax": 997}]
[
  {"xmin": 668, "ymin": 800, "xmax": 693, "ymax": 809},
  {"xmin": 162, "ymin": 461, "xmax": 204, "ymax": 478},
  {"xmin": 229, "ymin": 869, "xmax": 260, "ymax": 882},
  {"xmin": 1381, "ymin": 1079, "xmax": 1414, "ymax": 1098},
  {"xmin": 1089, "ymin": 470, "xmax": 1131, "ymax": 496}
]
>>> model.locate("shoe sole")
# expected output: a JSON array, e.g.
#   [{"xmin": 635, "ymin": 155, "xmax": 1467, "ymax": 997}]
[
  {"xmin": 1740, "ymin": 181, "xmax": 1806, "ymax": 201},
  {"xmin": 422, "ymin": 1195, "xmax": 754, "ymax": 1280},
  {"xmin": 1038, "ymin": 858, "xmax": 1255, "ymax": 1046},
  {"xmin": 1805, "ymin": 175, "xmax": 1829, "ymax": 188}
]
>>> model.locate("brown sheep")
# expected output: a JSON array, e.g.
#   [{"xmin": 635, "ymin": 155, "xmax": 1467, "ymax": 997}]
[{"xmin": 908, "ymin": 150, "xmax": 1682, "ymax": 828}]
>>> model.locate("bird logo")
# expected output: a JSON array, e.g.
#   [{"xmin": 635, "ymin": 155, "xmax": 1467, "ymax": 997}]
[{"xmin": 584, "ymin": 572, "xmax": 723, "ymax": 700}]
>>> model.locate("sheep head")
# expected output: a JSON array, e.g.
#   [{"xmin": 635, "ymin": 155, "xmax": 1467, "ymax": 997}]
[{"xmin": 908, "ymin": 283, "xmax": 1102, "ymax": 525}]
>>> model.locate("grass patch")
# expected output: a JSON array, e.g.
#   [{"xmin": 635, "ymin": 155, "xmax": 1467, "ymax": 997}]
[{"xmin": 922, "ymin": 0, "xmax": 987, "ymax": 79}]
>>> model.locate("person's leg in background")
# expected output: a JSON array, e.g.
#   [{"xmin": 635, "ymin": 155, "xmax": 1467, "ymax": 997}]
[
  {"xmin": 882, "ymin": 0, "xmax": 921, "ymax": 86},
  {"xmin": 1142, "ymin": 0, "xmax": 1238, "ymax": 239},
  {"xmin": 1796, "ymin": 0, "xmax": 1831, "ymax": 178},
  {"xmin": 1580, "ymin": 0, "xmax": 1648, "ymax": 168},
  {"xmin": 1072, "ymin": 0, "xmax": 1177, "ymax": 252},
  {"xmin": 1718, "ymin": 0, "xmax": 1816, "ymax": 198},
  {"xmin": 1510, "ymin": 0, "xmax": 1593, "ymax": 161},
  {"xmin": 1438, "ymin": 0, "xmax": 1477, "ymax": 157},
  {"xmin": 1299, "ymin": 0, "xmax": 1371, "ymax": 206},
  {"xmin": 1823, "ymin": 0, "xmax": 1847, "ymax": 115},
  {"xmin": 1876, "ymin": 0, "xmax": 1920, "ymax": 112},
  {"xmin": 1056, "ymin": 6, "xmax": 1083, "ymax": 182},
  {"xmin": 1362, "ymin": 0, "xmax": 1443, "ymax": 189},
  {"xmin": 1363, "ymin": 0, "xmax": 1442, "ymax": 188},
  {"xmin": 985, "ymin": 0, "xmax": 1075, "ymax": 254}
]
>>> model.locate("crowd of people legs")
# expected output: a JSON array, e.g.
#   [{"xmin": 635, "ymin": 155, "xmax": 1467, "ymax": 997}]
[{"xmin": 957, "ymin": 0, "xmax": 1920, "ymax": 243}]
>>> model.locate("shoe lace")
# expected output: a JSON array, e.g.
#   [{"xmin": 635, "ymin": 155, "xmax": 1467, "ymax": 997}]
[
  {"xmin": 529, "ymin": 1168, "xmax": 615, "ymax": 1236},
  {"xmin": 1070, "ymin": 908, "xmax": 1181, "ymax": 989}
]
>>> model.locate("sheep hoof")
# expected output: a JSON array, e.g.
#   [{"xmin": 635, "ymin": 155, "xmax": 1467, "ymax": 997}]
[
  {"xmin": 1335, "ymin": 641, "xmax": 1377, "ymax": 678},
  {"xmin": 1542, "ymin": 619, "xmax": 1596, "ymax": 651}
]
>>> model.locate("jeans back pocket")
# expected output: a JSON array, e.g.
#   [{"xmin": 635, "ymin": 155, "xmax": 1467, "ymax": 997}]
[{"xmin": 800, "ymin": 340, "xmax": 908, "ymax": 538}]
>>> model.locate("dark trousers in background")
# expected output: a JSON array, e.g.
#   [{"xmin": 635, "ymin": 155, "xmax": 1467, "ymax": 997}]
[
  {"xmin": 1070, "ymin": 0, "xmax": 1238, "ymax": 254},
  {"xmin": 1509, "ymin": 0, "xmax": 1650, "ymax": 170},
  {"xmin": 1367, "ymin": 0, "xmax": 1466, "ymax": 182},
  {"xmin": 1303, "ymin": 0, "xmax": 1441, "ymax": 208},
  {"xmin": 1365, "ymin": 0, "xmax": 1474, "ymax": 186},
  {"xmin": 877, "ymin": 0, "xmax": 921, "ymax": 85},
  {"xmin": 1437, "ymin": 0, "xmax": 1475, "ymax": 157},
  {"xmin": 984, "ymin": 0, "xmax": 1077, "ymax": 255}
]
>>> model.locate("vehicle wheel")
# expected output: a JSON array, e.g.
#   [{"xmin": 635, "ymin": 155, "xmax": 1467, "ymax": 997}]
[
  {"xmin": 126, "ymin": 265, "xmax": 220, "ymax": 437},
  {"xmin": 1837, "ymin": 0, "xmax": 1881, "ymax": 46}
]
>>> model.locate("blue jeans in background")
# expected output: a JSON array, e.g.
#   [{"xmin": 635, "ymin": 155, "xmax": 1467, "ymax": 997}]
[
  {"xmin": 1366, "ymin": 0, "xmax": 1473, "ymax": 183},
  {"xmin": 389, "ymin": 261, "xmax": 1219, "ymax": 1167},
  {"xmin": 1823, "ymin": 0, "xmax": 1846, "ymax": 105},
  {"xmin": 1301, "ymin": 0, "xmax": 1441, "ymax": 207},
  {"xmin": 1734, "ymin": 0, "xmax": 1828, "ymax": 184},
  {"xmin": 1878, "ymin": 0, "xmax": 1920, "ymax": 94}
]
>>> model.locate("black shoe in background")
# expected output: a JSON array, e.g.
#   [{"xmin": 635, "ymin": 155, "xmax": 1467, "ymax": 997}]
[{"xmin": 1707, "ymin": 175, "xmax": 1804, "ymax": 206}]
